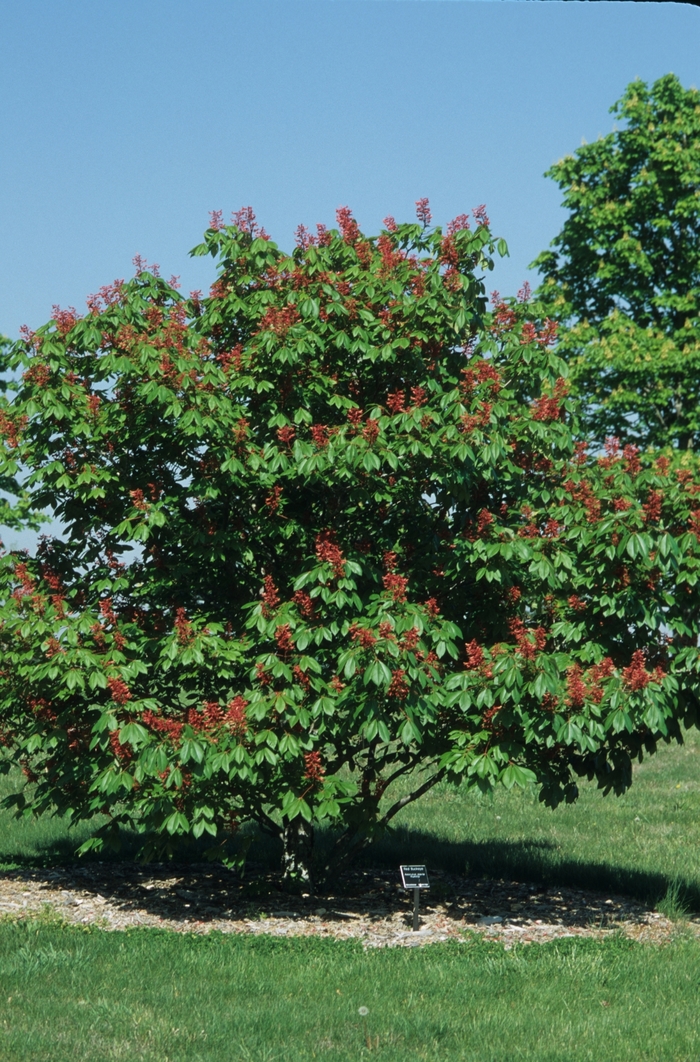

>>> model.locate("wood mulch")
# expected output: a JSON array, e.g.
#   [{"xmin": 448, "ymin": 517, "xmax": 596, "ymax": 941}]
[{"xmin": 0, "ymin": 862, "xmax": 694, "ymax": 948}]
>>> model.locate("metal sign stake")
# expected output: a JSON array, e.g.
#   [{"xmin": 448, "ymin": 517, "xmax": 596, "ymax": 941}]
[{"xmin": 399, "ymin": 865, "xmax": 430, "ymax": 932}]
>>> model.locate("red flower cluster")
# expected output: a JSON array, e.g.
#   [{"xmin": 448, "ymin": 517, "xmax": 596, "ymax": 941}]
[
  {"xmin": 622, "ymin": 650, "xmax": 664, "ymax": 691},
  {"xmin": 623, "ymin": 445, "xmax": 641, "ymax": 476},
  {"xmin": 350, "ymin": 623, "xmax": 377, "ymax": 649},
  {"xmin": 23, "ymin": 362, "xmax": 51, "ymax": 388},
  {"xmin": 476, "ymin": 509, "xmax": 494, "ymax": 537},
  {"xmin": 255, "ymin": 662, "xmax": 271, "ymax": 686},
  {"xmin": 642, "ymin": 490, "xmax": 663, "ymax": 523},
  {"xmin": 689, "ymin": 509, "xmax": 700, "ymax": 541},
  {"xmin": 143, "ymin": 709, "xmax": 184, "ymax": 742},
  {"xmin": 509, "ymin": 618, "xmax": 546, "ymax": 661},
  {"xmin": 481, "ymin": 705, "xmax": 501, "ymax": 733},
  {"xmin": 109, "ymin": 731, "xmax": 133, "ymax": 764},
  {"xmin": 261, "ymin": 575, "xmax": 280, "ymax": 616},
  {"xmin": 259, "ymin": 305, "xmax": 300, "ymax": 337},
  {"xmin": 537, "ymin": 319, "xmax": 558, "ymax": 347},
  {"xmin": 532, "ymin": 378, "xmax": 568, "ymax": 422},
  {"xmin": 383, "ymin": 572, "xmax": 408, "ymax": 603},
  {"xmin": 225, "ymin": 696, "xmax": 249, "ymax": 736},
  {"xmin": 565, "ymin": 665, "xmax": 586, "ymax": 708},
  {"xmin": 336, "ymin": 206, "xmax": 360, "ymax": 243},
  {"xmin": 12, "ymin": 561, "xmax": 35, "ymax": 599},
  {"xmin": 564, "ymin": 479, "xmax": 601, "ymax": 522},
  {"xmin": 233, "ymin": 417, "xmax": 249, "ymax": 445},
  {"xmin": 520, "ymin": 322, "xmax": 537, "ymax": 345},
  {"xmin": 52, "ymin": 304, "xmax": 79, "ymax": 336},
  {"xmin": 275, "ymin": 624, "xmax": 294, "ymax": 653},
  {"xmin": 29, "ymin": 698, "xmax": 57, "ymax": 724},
  {"xmin": 276, "ymin": 424, "xmax": 296, "ymax": 445},
  {"xmin": 218, "ymin": 344, "xmax": 244, "ymax": 372},
  {"xmin": 232, "ymin": 205, "xmax": 267, "ymax": 237},
  {"xmin": 472, "ymin": 205, "xmax": 489, "ymax": 227},
  {"xmin": 265, "ymin": 485, "xmax": 283, "ymax": 514},
  {"xmin": 447, "ymin": 214, "xmax": 470, "ymax": 234},
  {"xmin": 400, "ymin": 627, "xmax": 420, "ymax": 651},
  {"xmin": 460, "ymin": 403, "xmax": 492, "ymax": 434},
  {"xmin": 386, "ymin": 390, "xmax": 406, "ymax": 414},
  {"xmin": 107, "ymin": 677, "xmax": 132, "ymax": 705},
  {"xmin": 383, "ymin": 550, "xmax": 398, "ymax": 572},
  {"xmin": 347, "ymin": 407, "xmax": 364, "ymax": 426},
  {"xmin": 465, "ymin": 639, "xmax": 484, "ymax": 669},
  {"xmin": 315, "ymin": 530, "xmax": 346, "ymax": 578},
  {"xmin": 376, "ymin": 233, "xmax": 405, "ymax": 275},
  {"xmin": 130, "ymin": 488, "xmax": 148, "ymax": 511},
  {"xmin": 293, "ymin": 664, "xmax": 310, "ymax": 691},
  {"xmin": 362, "ymin": 419, "xmax": 380, "ymax": 444},
  {"xmin": 293, "ymin": 590, "xmax": 314, "ymax": 617},
  {"xmin": 568, "ymin": 595, "xmax": 587, "ymax": 611},
  {"xmin": 415, "ymin": 198, "xmax": 432, "ymax": 226},
  {"xmin": 464, "ymin": 639, "xmax": 493, "ymax": 679},
  {"xmin": 310, "ymin": 424, "xmax": 331, "ymax": 447},
  {"xmin": 424, "ymin": 598, "xmax": 440, "ymax": 617},
  {"xmin": 174, "ymin": 607, "xmax": 193, "ymax": 644},
  {"xmin": 387, "ymin": 669, "xmax": 409, "ymax": 700},
  {"xmin": 303, "ymin": 750, "xmax": 325, "ymax": 782},
  {"xmin": 0, "ymin": 410, "xmax": 28, "ymax": 448}
]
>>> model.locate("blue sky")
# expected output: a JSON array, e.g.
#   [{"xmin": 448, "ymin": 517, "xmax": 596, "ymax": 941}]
[{"xmin": 1, "ymin": 1, "xmax": 698, "ymax": 342}]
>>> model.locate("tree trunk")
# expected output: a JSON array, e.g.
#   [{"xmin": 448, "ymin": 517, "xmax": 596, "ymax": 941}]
[{"xmin": 281, "ymin": 818, "xmax": 314, "ymax": 892}]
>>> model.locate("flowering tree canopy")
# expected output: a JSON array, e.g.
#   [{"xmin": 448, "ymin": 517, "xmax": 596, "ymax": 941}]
[
  {"xmin": 2, "ymin": 202, "xmax": 700, "ymax": 886},
  {"xmin": 532, "ymin": 74, "xmax": 700, "ymax": 451}
]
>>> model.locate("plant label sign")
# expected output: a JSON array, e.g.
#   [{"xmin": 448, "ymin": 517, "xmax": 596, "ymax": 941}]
[{"xmin": 400, "ymin": 865, "xmax": 430, "ymax": 890}]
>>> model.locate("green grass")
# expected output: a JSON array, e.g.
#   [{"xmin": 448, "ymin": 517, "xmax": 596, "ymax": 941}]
[
  {"xmin": 2, "ymin": 922, "xmax": 700, "ymax": 1061},
  {"xmin": 3, "ymin": 735, "xmax": 700, "ymax": 1059}
]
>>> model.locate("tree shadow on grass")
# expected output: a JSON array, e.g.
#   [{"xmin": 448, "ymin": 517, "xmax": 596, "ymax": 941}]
[
  {"xmin": 3, "ymin": 817, "xmax": 699, "ymax": 914},
  {"xmin": 349, "ymin": 823, "xmax": 700, "ymax": 912}
]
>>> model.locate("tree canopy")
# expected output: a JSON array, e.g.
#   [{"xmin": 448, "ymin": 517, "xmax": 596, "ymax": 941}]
[
  {"xmin": 532, "ymin": 74, "xmax": 700, "ymax": 450},
  {"xmin": 2, "ymin": 204, "xmax": 700, "ymax": 886}
]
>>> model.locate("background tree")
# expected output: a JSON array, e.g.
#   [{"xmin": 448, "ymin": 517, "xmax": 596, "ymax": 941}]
[
  {"xmin": 532, "ymin": 74, "xmax": 700, "ymax": 450},
  {"xmin": 2, "ymin": 205, "xmax": 700, "ymax": 889}
]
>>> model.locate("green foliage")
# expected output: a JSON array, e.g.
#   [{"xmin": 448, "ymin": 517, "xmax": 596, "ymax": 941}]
[
  {"xmin": 3, "ymin": 923, "xmax": 700, "ymax": 1061},
  {"xmin": 532, "ymin": 74, "xmax": 700, "ymax": 450},
  {"xmin": 3, "ymin": 204, "xmax": 700, "ymax": 880},
  {"xmin": 0, "ymin": 334, "xmax": 44, "ymax": 534}
]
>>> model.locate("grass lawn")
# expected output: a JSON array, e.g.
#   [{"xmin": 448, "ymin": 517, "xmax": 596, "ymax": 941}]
[
  {"xmin": 2, "ymin": 923, "xmax": 700, "ymax": 1062},
  {"xmin": 2, "ymin": 731, "xmax": 700, "ymax": 1060}
]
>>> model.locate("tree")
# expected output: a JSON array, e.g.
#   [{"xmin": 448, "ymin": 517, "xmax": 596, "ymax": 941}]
[
  {"xmin": 2, "ymin": 203, "xmax": 700, "ymax": 889},
  {"xmin": 532, "ymin": 74, "xmax": 700, "ymax": 450}
]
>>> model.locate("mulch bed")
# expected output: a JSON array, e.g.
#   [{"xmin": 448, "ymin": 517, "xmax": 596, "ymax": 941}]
[{"xmin": 0, "ymin": 862, "xmax": 693, "ymax": 948}]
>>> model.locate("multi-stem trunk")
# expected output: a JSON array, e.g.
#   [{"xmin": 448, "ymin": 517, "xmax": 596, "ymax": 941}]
[{"xmin": 281, "ymin": 817, "xmax": 314, "ymax": 892}]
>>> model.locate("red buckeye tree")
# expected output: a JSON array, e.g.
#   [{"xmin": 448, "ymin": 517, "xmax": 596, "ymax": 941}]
[{"xmin": 1, "ymin": 202, "xmax": 700, "ymax": 888}]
